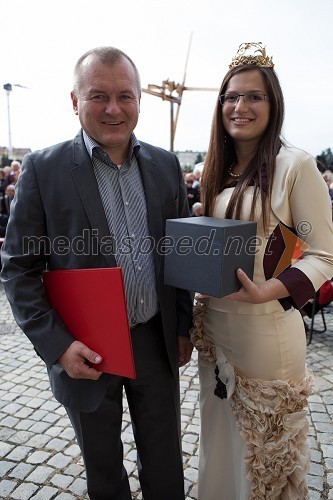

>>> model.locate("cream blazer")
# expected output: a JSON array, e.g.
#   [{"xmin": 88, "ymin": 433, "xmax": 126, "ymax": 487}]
[
  {"xmin": 209, "ymin": 144, "xmax": 333, "ymax": 314},
  {"xmin": 271, "ymin": 145, "xmax": 333, "ymax": 294}
]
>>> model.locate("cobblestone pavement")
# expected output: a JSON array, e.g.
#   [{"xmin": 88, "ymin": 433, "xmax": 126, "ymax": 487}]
[{"xmin": 1, "ymin": 280, "xmax": 333, "ymax": 499}]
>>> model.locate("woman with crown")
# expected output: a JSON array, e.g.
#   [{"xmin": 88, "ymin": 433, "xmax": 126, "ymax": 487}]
[{"xmin": 191, "ymin": 42, "xmax": 333, "ymax": 499}]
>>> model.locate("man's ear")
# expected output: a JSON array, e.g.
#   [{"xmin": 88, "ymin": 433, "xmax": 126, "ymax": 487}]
[{"xmin": 71, "ymin": 92, "xmax": 78, "ymax": 115}]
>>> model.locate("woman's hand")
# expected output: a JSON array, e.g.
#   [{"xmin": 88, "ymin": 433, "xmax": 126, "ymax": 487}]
[
  {"xmin": 178, "ymin": 336, "xmax": 194, "ymax": 367},
  {"xmin": 226, "ymin": 268, "xmax": 289, "ymax": 304}
]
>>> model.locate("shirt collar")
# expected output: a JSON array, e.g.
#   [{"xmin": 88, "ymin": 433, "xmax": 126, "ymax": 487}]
[{"xmin": 82, "ymin": 130, "xmax": 140, "ymax": 161}]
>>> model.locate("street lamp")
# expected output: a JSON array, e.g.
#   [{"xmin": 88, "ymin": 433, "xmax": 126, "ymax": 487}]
[{"xmin": 3, "ymin": 83, "xmax": 28, "ymax": 160}]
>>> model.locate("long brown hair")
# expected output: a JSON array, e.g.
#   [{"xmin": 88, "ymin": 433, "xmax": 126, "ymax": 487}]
[{"xmin": 201, "ymin": 65, "xmax": 284, "ymax": 230}]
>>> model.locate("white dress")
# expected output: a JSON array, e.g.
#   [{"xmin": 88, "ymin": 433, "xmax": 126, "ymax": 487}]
[
  {"xmin": 193, "ymin": 146, "xmax": 333, "ymax": 499},
  {"xmin": 195, "ymin": 186, "xmax": 313, "ymax": 500}
]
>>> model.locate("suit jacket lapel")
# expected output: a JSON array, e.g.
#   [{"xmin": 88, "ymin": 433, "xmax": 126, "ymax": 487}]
[
  {"xmin": 70, "ymin": 131, "xmax": 117, "ymax": 268},
  {"xmin": 137, "ymin": 145, "xmax": 164, "ymax": 276}
]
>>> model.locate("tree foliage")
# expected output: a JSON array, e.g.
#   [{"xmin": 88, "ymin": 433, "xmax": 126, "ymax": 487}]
[
  {"xmin": 1, "ymin": 155, "xmax": 9, "ymax": 168},
  {"xmin": 195, "ymin": 153, "xmax": 204, "ymax": 164},
  {"xmin": 316, "ymin": 148, "xmax": 333, "ymax": 171}
]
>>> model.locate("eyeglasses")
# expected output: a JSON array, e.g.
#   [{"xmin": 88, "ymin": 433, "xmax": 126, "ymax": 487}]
[{"xmin": 219, "ymin": 92, "xmax": 270, "ymax": 105}]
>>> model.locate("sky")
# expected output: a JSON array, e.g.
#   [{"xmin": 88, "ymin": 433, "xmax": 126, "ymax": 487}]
[{"xmin": 1, "ymin": 0, "xmax": 332, "ymax": 159}]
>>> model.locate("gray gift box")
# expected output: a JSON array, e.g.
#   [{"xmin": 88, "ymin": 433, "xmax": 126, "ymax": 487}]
[{"xmin": 164, "ymin": 216, "xmax": 257, "ymax": 298}]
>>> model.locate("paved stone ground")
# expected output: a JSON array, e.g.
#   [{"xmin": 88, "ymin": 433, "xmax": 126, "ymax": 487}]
[{"xmin": 0, "ymin": 280, "xmax": 333, "ymax": 499}]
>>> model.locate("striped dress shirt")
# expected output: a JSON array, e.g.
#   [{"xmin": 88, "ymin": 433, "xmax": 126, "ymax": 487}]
[{"xmin": 83, "ymin": 131, "xmax": 159, "ymax": 326}]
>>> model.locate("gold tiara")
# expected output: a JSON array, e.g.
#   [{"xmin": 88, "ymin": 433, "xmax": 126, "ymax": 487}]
[{"xmin": 229, "ymin": 42, "xmax": 274, "ymax": 69}]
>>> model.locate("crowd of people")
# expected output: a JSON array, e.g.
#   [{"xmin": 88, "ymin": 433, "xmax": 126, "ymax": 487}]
[
  {"xmin": 0, "ymin": 160, "xmax": 20, "ymax": 238},
  {"xmin": 1, "ymin": 41, "xmax": 333, "ymax": 500},
  {"xmin": 183, "ymin": 169, "xmax": 204, "ymax": 217}
]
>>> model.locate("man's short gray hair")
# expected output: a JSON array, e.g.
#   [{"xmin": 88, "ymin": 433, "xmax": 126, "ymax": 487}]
[{"xmin": 73, "ymin": 46, "xmax": 141, "ymax": 95}]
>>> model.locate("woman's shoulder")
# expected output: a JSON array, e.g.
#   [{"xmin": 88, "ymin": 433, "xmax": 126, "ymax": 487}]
[
  {"xmin": 271, "ymin": 145, "xmax": 324, "ymax": 229},
  {"xmin": 276, "ymin": 144, "xmax": 316, "ymax": 172}
]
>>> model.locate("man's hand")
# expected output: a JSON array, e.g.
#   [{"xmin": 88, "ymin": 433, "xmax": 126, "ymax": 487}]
[
  {"xmin": 178, "ymin": 336, "xmax": 193, "ymax": 367},
  {"xmin": 58, "ymin": 340, "xmax": 103, "ymax": 380}
]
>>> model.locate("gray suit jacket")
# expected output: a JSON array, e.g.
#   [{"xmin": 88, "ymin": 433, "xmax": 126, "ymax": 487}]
[{"xmin": 1, "ymin": 131, "xmax": 193, "ymax": 411}]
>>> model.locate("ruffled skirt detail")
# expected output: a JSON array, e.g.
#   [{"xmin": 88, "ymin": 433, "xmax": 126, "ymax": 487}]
[
  {"xmin": 191, "ymin": 299, "xmax": 313, "ymax": 499},
  {"xmin": 232, "ymin": 369, "xmax": 313, "ymax": 499}
]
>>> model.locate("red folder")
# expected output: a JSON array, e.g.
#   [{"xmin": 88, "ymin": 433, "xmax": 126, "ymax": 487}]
[{"xmin": 43, "ymin": 267, "xmax": 135, "ymax": 378}]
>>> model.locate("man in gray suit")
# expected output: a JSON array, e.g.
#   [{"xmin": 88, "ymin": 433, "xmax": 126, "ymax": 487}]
[{"xmin": 1, "ymin": 47, "xmax": 193, "ymax": 500}]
